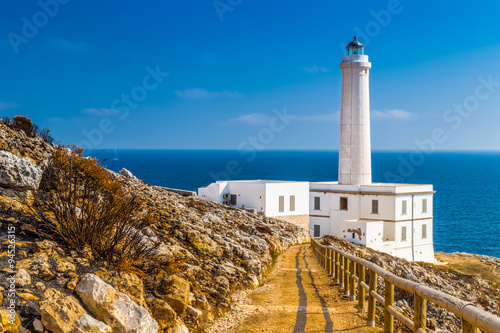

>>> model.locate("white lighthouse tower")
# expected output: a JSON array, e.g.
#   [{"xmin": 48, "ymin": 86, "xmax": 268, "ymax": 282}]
[
  {"xmin": 308, "ymin": 36, "xmax": 436, "ymax": 263},
  {"xmin": 339, "ymin": 36, "xmax": 372, "ymax": 185}
]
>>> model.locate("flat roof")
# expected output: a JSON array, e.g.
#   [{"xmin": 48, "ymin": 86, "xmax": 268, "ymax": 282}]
[
  {"xmin": 310, "ymin": 181, "xmax": 432, "ymax": 187},
  {"xmin": 216, "ymin": 179, "xmax": 309, "ymax": 184}
]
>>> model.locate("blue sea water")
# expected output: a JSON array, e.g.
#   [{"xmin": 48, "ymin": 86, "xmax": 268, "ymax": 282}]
[{"xmin": 88, "ymin": 150, "xmax": 500, "ymax": 258}]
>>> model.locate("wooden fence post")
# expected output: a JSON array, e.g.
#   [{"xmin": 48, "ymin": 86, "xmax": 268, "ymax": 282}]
[
  {"xmin": 344, "ymin": 257, "xmax": 350, "ymax": 296},
  {"xmin": 329, "ymin": 249, "xmax": 333, "ymax": 276},
  {"xmin": 339, "ymin": 254, "xmax": 344, "ymax": 288},
  {"xmin": 358, "ymin": 266, "xmax": 366, "ymax": 313},
  {"xmin": 334, "ymin": 251, "xmax": 339, "ymax": 283},
  {"xmin": 350, "ymin": 261, "xmax": 356, "ymax": 301},
  {"xmin": 368, "ymin": 270, "xmax": 377, "ymax": 327},
  {"xmin": 384, "ymin": 280, "xmax": 394, "ymax": 333},
  {"xmin": 462, "ymin": 321, "xmax": 479, "ymax": 333},
  {"xmin": 414, "ymin": 294, "xmax": 427, "ymax": 333}
]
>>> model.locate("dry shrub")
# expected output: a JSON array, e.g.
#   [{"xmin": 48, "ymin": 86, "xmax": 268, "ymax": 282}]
[
  {"xmin": 30, "ymin": 145, "xmax": 159, "ymax": 267},
  {"xmin": 12, "ymin": 115, "xmax": 36, "ymax": 137},
  {"xmin": 1, "ymin": 115, "xmax": 54, "ymax": 143}
]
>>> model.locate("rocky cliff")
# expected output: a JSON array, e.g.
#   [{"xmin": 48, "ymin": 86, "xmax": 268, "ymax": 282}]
[{"xmin": 0, "ymin": 120, "xmax": 308, "ymax": 333}]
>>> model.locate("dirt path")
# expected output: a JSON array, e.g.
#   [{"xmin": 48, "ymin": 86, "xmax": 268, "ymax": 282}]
[{"xmin": 231, "ymin": 245, "xmax": 382, "ymax": 333}]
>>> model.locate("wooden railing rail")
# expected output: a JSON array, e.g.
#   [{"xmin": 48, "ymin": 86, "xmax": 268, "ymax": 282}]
[{"xmin": 311, "ymin": 238, "xmax": 500, "ymax": 333}]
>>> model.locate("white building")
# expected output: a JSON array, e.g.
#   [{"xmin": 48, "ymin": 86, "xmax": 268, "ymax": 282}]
[
  {"xmin": 198, "ymin": 180, "xmax": 310, "ymax": 230},
  {"xmin": 309, "ymin": 37, "xmax": 435, "ymax": 263},
  {"xmin": 198, "ymin": 37, "xmax": 435, "ymax": 263}
]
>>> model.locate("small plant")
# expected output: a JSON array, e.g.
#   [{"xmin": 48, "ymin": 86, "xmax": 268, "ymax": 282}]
[
  {"xmin": 29, "ymin": 145, "xmax": 159, "ymax": 268},
  {"xmin": 272, "ymin": 249, "xmax": 280, "ymax": 265}
]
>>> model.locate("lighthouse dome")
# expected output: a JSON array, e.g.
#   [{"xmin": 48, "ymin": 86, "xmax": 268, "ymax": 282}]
[{"xmin": 346, "ymin": 36, "xmax": 364, "ymax": 55}]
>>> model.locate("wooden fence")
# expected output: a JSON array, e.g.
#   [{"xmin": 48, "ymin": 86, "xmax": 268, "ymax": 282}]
[{"xmin": 311, "ymin": 238, "xmax": 500, "ymax": 333}]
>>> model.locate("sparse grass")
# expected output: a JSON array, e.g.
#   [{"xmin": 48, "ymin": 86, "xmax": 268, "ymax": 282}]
[{"xmin": 435, "ymin": 253, "xmax": 500, "ymax": 287}]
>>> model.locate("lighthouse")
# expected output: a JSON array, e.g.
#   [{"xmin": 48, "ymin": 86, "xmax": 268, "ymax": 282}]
[{"xmin": 339, "ymin": 36, "xmax": 372, "ymax": 185}]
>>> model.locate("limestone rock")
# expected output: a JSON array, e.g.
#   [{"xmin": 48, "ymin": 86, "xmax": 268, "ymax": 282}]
[
  {"xmin": 187, "ymin": 230, "xmax": 222, "ymax": 256},
  {"xmin": 75, "ymin": 314, "xmax": 112, "ymax": 333},
  {"xmin": 33, "ymin": 319, "xmax": 44, "ymax": 332},
  {"xmin": 186, "ymin": 305, "xmax": 202, "ymax": 320},
  {"xmin": 0, "ymin": 150, "xmax": 43, "ymax": 190},
  {"xmin": 0, "ymin": 309, "xmax": 21, "ymax": 333},
  {"xmin": 145, "ymin": 297, "xmax": 177, "ymax": 330},
  {"xmin": 172, "ymin": 318, "xmax": 189, "ymax": 333},
  {"xmin": 16, "ymin": 253, "xmax": 54, "ymax": 281},
  {"xmin": 15, "ymin": 268, "xmax": 31, "ymax": 287},
  {"xmin": 119, "ymin": 168, "xmax": 135, "ymax": 179},
  {"xmin": 163, "ymin": 275, "xmax": 190, "ymax": 315},
  {"xmin": 39, "ymin": 288, "xmax": 84, "ymax": 332},
  {"xmin": 76, "ymin": 274, "xmax": 159, "ymax": 333},
  {"xmin": 107, "ymin": 272, "xmax": 145, "ymax": 308}
]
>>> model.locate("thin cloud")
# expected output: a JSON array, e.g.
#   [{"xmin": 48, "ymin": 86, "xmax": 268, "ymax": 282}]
[
  {"xmin": 372, "ymin": 109, "xmax": 412, "ymax": 120},
  {"xmin": 292, "ymin": 111, "xmax": 340, "ymax": 122},
  {"xmin": 175, "ymin": 88, "xmax": 242, "ymax": 99},
  {"xmin": 302, "ymin": 65, "xmax": 330, "ymax": 73},
  {"xmin": 227, "ymin": 113, "xmax": 271, "ymax": 126},
  {"xmin": 82, "ymin": 108, "xmax": 121, "ymax": 117},
  {"xmin": 0, "ymin": 102, "xmax": 18, "ymax": 111}
]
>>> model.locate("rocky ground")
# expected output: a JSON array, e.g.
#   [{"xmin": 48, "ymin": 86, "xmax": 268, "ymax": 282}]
[
  {"xmin": 0, "ymin": 121, "xmax": 309, "ymax": 332},
  {"xmin": 319, "ymin": 235, "xmax": 500, "ymax": 333}
]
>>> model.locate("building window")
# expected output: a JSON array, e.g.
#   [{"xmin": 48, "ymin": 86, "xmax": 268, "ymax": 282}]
[
  {"xmin": 230, "ymin": 194, "xmax": 237, "ymax": 206},
  {"xmin": 402, "ymin": 200, "xmax": 407, "ymax": 215},
  {"xmin": 352, "ymin": 233, "xmax": 356, "ymax": 239},
  {"xmin": 401, "ymin": 226, "xmax": 407, "ymax": 241},
  {"xmin": 422, "ymin": 199, "xmax": 428, "ymax": 213},
  {"xmin": 279, "ymin": 196, "xmax": 285, "ymax": 213},
  {"xmin": 314, "ymin": 225, "xmax": 321, "ymax": 237},
  {"xmin": 290, "ymin": 195, "xmax": 295, "ymax": 212},
  {"xmin": 340, "ymin": 197, "xmax": 348, "ymax": 211},
  {"xmin": 372, "ymin": 200, "xmax": 379, "ymax": 214},
  {"xmin": 314, "ymin": 197, "xmax": 321, "ymax": 210},
  {"xmin": 422, "ymin": 224, "xmax": 427, "ymax": 239}
]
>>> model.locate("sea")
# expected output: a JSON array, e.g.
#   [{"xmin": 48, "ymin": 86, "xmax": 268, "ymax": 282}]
[{"xmin": 88, "ymin": 149, "xmax": 500, "ymax": 258}]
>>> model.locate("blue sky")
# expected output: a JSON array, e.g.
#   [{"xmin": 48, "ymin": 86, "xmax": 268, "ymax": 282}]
[{"xmin": 1, "ymin": 0, "xmax": 500, "ymax": 150}]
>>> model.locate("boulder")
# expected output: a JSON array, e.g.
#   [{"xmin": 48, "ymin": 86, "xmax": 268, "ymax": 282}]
[
  {"xmin": 162, "ymin": 276, "xmax": 190, "ymax": 315},
  {"xmin": 40, "ymin": 288, "xmax": 111, "ymax": 333},
  {"xmin": 0, "ymin": 150, "xmax": 43, "ymax": 190},
  {"xmin": 76, "ymin": 274, "xmax": 159, "ymax": 333},
  {"xmin": 0, "ymin": 309, "xmax": 21, "ymax": 333},
  {"xmin": 172, "ymin": 319, "xmax": 189, "ymax": 333},
  {"xmin": 75, "ymin": 314, "xmax": 112, "ymax": 333},
  {"xmin": 16, "ymin": 252, "xmax": 54, "ymax": 281},
  {"xmin": 186, "ymin": 230, "xmax": 222, "ymax": 256},
  {"xmin": 145, "ymin": 297, "xmax": 177, "ymax": 330},
  {"xmin": 14, "ymin": 268, "xmax": 31, "ymax": 287},
  {"xmin": 107, "ymin": 272, "xmax": 145, "ymax": 308},
  {"xmin": 33, "ymin": 319, "xmax": 44, "ymax": 332}
]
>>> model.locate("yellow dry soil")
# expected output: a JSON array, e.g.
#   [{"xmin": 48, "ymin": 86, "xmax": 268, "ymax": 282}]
[{"xmin": 232, "ymin": 245, "xmax": 383, "ymax": 333}]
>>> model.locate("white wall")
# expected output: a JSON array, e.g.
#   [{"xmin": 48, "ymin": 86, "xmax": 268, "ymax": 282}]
[
  {"xmin": 266, "ymin": 182, "xmax": 309, "ymax": 217},
  {"xmin": 226, "ymin": 182, "xmax": 267, "ymax": 213},
  {"xmin": 198, "ymin": 182, "xmax": 224, "ymax": 201},
  {"xmin": 309, "ymin": 216, "xmax": 331, "ymax": 237},
  {"xmin": 360, "ymin": 194, "xmax": 396, "ymax": 221},
  {"xmin": 338, "ymin": 220, "xmax": 383, "ymax": 248}
]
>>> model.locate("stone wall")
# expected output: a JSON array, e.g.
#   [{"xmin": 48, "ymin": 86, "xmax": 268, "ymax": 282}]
[{"xmin": 270, "ymin": 214, "xmax": 309, "ymax": 232}]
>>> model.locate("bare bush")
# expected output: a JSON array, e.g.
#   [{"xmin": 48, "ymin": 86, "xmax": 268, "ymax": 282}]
[{"xmin": 29, "ymin": 145, "xmax": 159, "ymax": 268}]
